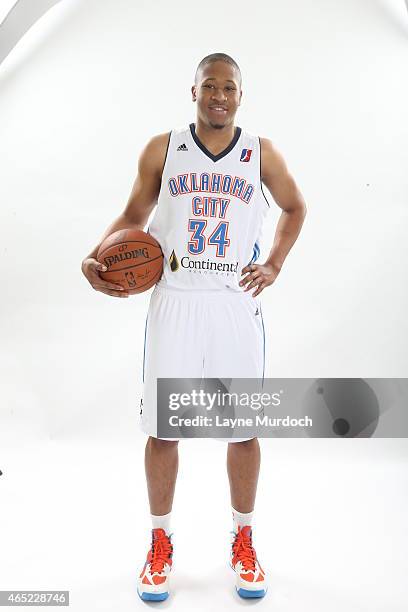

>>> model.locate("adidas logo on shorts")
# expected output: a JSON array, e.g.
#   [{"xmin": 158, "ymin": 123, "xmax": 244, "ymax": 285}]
[{"xmin": 177, "ymin": 143, "xmax": 188, "ymax": 151}]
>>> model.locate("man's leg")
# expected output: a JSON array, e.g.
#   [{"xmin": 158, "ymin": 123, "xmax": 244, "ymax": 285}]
[
  {"xmin": 145, "ymin": 436, "xmax": 179, "ymax": 514},
  {"xmin": 137, "ymin": 436, "xmax": 179, "ymax": 602},
  {"xmin": 138, "ymin": 288, "xmax": 204, "ymax": 601},
  {"xmin": 227, "ymin": 437, "xmax": 260, "ymax": 512},
  {"xmin": 202, "ymin": 292, "xmax": 267, "ymax": 597},
  {"xmin": 227, "ymin": 437, "xmax": 267, "ymax": 598}
]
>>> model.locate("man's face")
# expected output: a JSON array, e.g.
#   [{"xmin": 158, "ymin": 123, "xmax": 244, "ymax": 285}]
[{"xmin": 192, "ymin": 61, "xmax": 242, "ymax": 130}]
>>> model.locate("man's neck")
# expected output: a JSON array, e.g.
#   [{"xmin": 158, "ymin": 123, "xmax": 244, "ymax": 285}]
[{"xmin": 194, "ymin": 119, "xmax": 236, "ymax": 156}]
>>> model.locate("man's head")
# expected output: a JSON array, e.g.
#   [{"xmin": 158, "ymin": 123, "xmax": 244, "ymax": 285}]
[{"xmin": 192, "ymin": 53, "xmax": 242, "ymax": 130}]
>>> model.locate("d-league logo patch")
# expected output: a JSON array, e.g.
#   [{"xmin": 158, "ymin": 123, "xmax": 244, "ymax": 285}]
[{"xmin": 240, "ymin": 148, "xmax": 252, "ymax": 162}]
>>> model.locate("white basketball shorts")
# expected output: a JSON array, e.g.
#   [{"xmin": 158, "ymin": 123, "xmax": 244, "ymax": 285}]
[{"xmin": 138, "ymin": 285, "xmax": 266, "ymax": 442}]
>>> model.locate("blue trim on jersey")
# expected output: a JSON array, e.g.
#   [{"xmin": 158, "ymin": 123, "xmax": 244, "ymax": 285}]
[
  {"xmin": 249, "ymin": 241, "xmax": 260, "ymax": 265},
  {"xmin": 142, "ymin": 314, "xmax": 149, "ymax": 383},
  {"xmin": 258, "ymin": 136, "xmax": 270, "ymax": 208}
]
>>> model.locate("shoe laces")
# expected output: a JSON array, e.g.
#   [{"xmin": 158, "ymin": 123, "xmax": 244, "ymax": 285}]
[
  {"xmin": 149, "ymin": 528, "xmax": 173, "ymax": 574},
  {"xmin": 231, "ymin": 526, "xmax": 256, "ymax": 572}
]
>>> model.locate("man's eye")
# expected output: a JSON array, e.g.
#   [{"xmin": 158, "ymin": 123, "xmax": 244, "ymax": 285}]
[
  {"xmin": 226, "ymin": 87, "xmax": 236, "ymax": 91},
  {"xmin": 204, "ymin": 84, "xmax": 214, "ymax": 88}
]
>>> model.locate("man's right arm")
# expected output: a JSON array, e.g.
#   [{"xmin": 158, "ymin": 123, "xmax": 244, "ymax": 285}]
[{"xmin": 81, "ymin": 132, "xmax": 170, "ymax": 297}]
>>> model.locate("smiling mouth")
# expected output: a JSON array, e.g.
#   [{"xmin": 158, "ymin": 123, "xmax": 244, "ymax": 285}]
[{"xmin": 209, "ymin": 106, "xmax": 228, "ymax": 113}]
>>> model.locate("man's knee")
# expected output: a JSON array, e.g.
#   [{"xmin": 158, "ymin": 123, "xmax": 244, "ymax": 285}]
[
  {"xmin": 228, "ymin": 437, "xmax": 258, "ymax": 448},
  {"xmin": 148, "ymin": 436, "xmax": 179, "ymax": 450}
]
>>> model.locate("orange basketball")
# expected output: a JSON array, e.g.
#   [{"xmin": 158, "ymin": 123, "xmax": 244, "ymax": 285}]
[{"xmin": 97, "ymin": 229, "xmax": 163, "ymax": 295}]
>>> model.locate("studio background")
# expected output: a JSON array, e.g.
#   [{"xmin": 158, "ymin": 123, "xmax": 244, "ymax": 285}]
[{"xmin": 0, "ymin": 1, "xmax": 407, "ymax": 610}]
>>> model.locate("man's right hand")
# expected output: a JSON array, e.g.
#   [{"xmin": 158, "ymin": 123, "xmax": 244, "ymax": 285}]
[{"xmin": 81, "ymin": 258, "xmax": 129, "ymax": 298}]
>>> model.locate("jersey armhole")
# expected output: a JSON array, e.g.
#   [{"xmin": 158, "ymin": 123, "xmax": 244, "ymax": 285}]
[
  {"xmin": 161, "ymin": 131, "xmax": 172, "ymax": 176},
  {"xmin": 155, "ymin": 131, "xmax": 172, "ymax": 205},
  {"xmin": 146, "ymin": 132, "xmax": 172, "ymax": 233},
  {"xmin": 258, "ymin": 136, "xmax": 270, "ymax": 208}
]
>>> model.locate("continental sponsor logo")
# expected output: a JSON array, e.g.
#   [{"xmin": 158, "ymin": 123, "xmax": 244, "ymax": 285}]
[
  {"xmin": 168, "ymin": 250, "xmax": 238, "ymax": 273},
  {"xmin": 181, "ymin": 256, "xmax": 238, "ymax": 273}
]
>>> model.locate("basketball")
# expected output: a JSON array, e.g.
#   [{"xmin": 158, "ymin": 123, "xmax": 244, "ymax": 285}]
[{"xmin": 97, "ymin": 228, "xmax": 163, "ymax": 294}]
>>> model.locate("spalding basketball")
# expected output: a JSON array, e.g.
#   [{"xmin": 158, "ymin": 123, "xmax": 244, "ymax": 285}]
[{"xmin": 97, "ymin": 229, "xmax": 163, "ymax": 294}]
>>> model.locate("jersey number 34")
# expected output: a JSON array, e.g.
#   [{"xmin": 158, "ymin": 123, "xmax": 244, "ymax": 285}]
[{"xmin": 188, "ymin": 219, "xmax": 230, "ymax": 257}]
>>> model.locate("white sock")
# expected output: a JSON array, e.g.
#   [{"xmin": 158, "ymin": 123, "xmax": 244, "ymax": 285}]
[
  {"xmin": 151, "ymin": 511, "xmax": 172, "ymax": 536},
  {"xmin": 232, "ymin": 506, "xmax": 254, "ymax": 533}
]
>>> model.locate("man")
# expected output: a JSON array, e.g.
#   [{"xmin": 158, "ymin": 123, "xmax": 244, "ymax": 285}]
[{"xmin": 82, "ymin": 52, "xmax": 306, "ymax": 601}]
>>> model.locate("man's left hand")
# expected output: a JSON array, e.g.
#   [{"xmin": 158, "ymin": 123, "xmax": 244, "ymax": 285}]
[{"xmin": 239, "ymin": 262, "xmax": 280, "ymax": 297}]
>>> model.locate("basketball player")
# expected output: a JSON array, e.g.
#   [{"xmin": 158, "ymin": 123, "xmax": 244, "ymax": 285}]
[{"xmin": 82, "ymin": 53, "xmax": 306, "ymax": 601}]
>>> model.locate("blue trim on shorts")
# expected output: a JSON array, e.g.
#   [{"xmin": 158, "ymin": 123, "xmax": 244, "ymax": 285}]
[
  {"xmin": 260, "ymin": 303, "xmax": 265, "ymax": 386},
  {"xmin": 142, "ymin": 314, "xmax": 148, "ymax": 383}
]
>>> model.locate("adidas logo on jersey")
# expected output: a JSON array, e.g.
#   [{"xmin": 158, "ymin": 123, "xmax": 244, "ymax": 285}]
[{"xmin": 177, "ymin": 143, "xmax": 188, "ymax": 151}]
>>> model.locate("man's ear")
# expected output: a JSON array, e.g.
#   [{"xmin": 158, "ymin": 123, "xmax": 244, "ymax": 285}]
[
  {"xmin": 191, "ymin": 85, "xmax": 197, "ymax": 102},
  {"xmin": 238, "ymin": 89, "xmax": 243, "ymax": 106}
]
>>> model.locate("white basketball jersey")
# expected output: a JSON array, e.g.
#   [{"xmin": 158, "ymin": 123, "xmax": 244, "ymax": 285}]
[{"xmin": 148, "ymin": 123, "xmax": 270, "ymax": 292}]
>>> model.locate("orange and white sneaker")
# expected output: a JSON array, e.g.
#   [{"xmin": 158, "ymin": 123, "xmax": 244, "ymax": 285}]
[
  {"xmin": 137, "ymin": 528, "xmax": 173, "ymax": 601},
  {"xmin": 230, "ymin": 525, "xmax": 267, "ymax": 598}
]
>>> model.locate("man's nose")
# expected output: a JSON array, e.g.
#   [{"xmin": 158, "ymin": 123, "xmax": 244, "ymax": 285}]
[{"xmin": 211, "ymin": 88, "xmax": 227, "ymax": 101}]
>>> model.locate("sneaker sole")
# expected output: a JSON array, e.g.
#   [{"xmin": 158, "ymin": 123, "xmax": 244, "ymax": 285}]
[
  {"xmin": 236, "ymin": 586, "xmax": 266, "ymax": 598},
  {"xmin": 230, "ymin": 563, "xmax": 267, "ymax": 598},
  {"xmin": 137, "ymin": 589, "xmax": 169, "ymax": 602}
]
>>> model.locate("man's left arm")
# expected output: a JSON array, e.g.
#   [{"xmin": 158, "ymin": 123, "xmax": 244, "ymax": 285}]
[{"xmin": 240, "ymin": 137, "xmax": 307, "ymax": 296}]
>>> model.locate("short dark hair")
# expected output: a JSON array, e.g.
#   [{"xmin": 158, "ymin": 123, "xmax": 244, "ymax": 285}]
[{"xmin": 195, "ymin": 53, "xmax": 241, "ymax": 85}]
